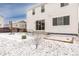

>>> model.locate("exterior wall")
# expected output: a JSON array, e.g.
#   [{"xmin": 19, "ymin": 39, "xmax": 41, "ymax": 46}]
[
  {"xmin": 18, "ymin": 22, "xmax": 26, "ymax": 29},
  {"xmin": 78, "ymin": 6, "xmax": 79, "ymax": 33},
  {"xmin": 7, "ymin": 20, "xmax": 27, "ymax": 32},
  {"xmin": 27, "ymin": 4, "xmax": 47, "ymax": 32},
  {"xmin": 0, "ymin": 16, "xmax": 4, "ymax": 28},
  {"xmin": 27, "ymin": 3, "xmax": 78, "ymax": 35},
  {"xmin": 12, "ymin": 21, "xmax": 26, "ymax": 29},
  {"xmin": 45, "ymin": 3, "xmax": 78, "ymax": 35}
]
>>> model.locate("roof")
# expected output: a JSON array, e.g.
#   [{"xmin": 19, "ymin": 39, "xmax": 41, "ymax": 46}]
[
  {"xmin": 18, "ymin": 20, "xmax": 26, "ymax": 23},
  {"xmin": 12, "ymin": 19, "xmax": 26, "ymax": 24},
  {"xmin": 26, "ymin": 3, "xmax": 47, "ymax": 12}
]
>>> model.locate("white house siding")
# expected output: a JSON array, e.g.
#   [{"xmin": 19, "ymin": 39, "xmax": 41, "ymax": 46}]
[
  {"xmin": 27, "ymin": 3, "xmax": 78, "ymax": 35},
  {"xmin": 78, "ymin": 6, "xmax": 79, "ymax": 33},
  {"xmin": 45, "ymin": 3, "xmax": 78, "ymax": 35},
  {"xmin": 0, "ymin": 16, "xmax": 4, "ymax": 28},
  {"xmin": 13, "ymin": 22, "xmax": 26, "ymax": 29},
  {"xmin": 27, "ymin": 4, "xmax": 47, "ymax": 32},
  {"xmin": 12, "ymin": 20, "xmax": 26, "ymax": 29}
]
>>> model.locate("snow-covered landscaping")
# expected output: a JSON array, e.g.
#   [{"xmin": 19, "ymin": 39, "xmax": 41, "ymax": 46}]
[{"xmin": 0, "ymin": 33, "xmax": 79, "ymax": 56}]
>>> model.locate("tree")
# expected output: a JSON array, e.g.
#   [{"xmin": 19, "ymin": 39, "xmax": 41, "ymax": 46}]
[
  {"xmin": 9, "ymin": 21, "xmax": 13, "ymax": 34},
  {"xmin": 32, "ymin": 31, "xmax": 46, "ymax": 49}
]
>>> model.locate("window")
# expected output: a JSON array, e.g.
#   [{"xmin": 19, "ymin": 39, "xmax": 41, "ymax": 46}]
[
  {"xmin": 16, "ymin": 24, "xmax": 17, "ymax": 26},
  {"xmin": 53, "ymin": 18, "xmax": 57, "ymax": 26},
  {"xmin": 60, "ymin": 3, "xmax": 69, "ymax": 7},
  {"xmin": 0, "ymin": 24, "xmax": 1, "ymax": 26},
  {"xmin": 57, "ymin": 17, "xmax": 64, "ymax": 25},
  {"xmin": 32, "ymin": 9, "xmax": 35, "ymax": 15},
  {"xmin": 64, "ymin": 16, "xmax": 70, "ymax": 25},
  {"xmin": 41, "ymin": 20, "xmax": 45, "ymax": 30},
  {"xmin": 41, "ymin": 5, "xmax": 45, "ymax": 13},
  {"xmin": 53, "ymin": 16, "xmax": 70, "ymax": 26},
  {"xmin": 36, "ymin": 21, "xmax": 38, "ymax": 30},
  {"xmin": 36, "ymin": 20, "xmax": 45, "ymax": 30},
  {"xmin": 38, "ymin": 21, "xmax": 41, "ymax": 30}
]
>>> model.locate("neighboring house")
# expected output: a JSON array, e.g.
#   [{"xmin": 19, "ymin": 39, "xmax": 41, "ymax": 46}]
[
  {"xmin": 3, "ymin": 20, "xmax": 27, "ymax": 32},
  {"xmin": 11, "ymin": 20, "xmax": 27, "ymax": 32},
  {"xmin": 26, "ymin": 3, "xmax": 79, "ymax": 36},
  {"xmin": 13, "ymin": 20, "xmax": 26, "ymax": 29},
  {"xmin": 0, "ymin": 16, "xmax": 12, "ymax": 32},
  {"xmin": 0, "ymin": 16, "xmax": 4, "ymax": 28},
  {"xmin": 78, "ymin": 23, "xmax": 79, "ymax": 34}
]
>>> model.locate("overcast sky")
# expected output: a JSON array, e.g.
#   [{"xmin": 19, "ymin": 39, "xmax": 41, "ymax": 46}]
[{"xmin": 0, "ymin": 3, "xmax": 34, "ymax": 24}]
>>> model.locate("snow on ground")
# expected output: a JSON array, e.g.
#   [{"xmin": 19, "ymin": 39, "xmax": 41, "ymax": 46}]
[{"xmin": 0, "ymin": 33, "xmax": 79, "ymax": 56}]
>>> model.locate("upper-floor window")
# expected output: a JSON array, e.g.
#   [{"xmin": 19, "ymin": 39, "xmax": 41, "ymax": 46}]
[
  {"xmin": 32, "ymin": 9, "xmax": 35, "ymax": 15},
  {"xmin": 16, "ymin": 24, "xmax": 17, "ymax": 26},
  {"xmin": 41, "ymin": 5, "xmax": 45, "ymax": 13},
  {"xmin": 53, "ymin": 16, "xmax": 70, "ymax": 26},
  {"xmin": 0, "ymin": 24, "xmax": 1, "ymax": 26},
  {"xmin": 60, "ymin": 3, "xmax": 69, "ymax": 7}
]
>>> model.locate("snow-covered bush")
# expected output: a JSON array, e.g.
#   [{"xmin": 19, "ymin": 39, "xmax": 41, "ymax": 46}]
[
  {"xmin": 32, "ymin": 31, "xmax": 46, "ymax": 49},
  {"xmin": 22, "ymin": 35, "xmax": 26, "ymax": 39}
]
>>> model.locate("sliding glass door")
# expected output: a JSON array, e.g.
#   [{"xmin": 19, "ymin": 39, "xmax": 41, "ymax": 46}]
[{"xmin": 36, "ymin": 20, "xmax": 45, "ymax": 30}]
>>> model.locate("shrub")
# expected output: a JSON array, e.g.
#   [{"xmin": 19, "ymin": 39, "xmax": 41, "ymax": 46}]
[{"xmin": 22, "ymin": 35, "xmax": 26, "ymax": 39}]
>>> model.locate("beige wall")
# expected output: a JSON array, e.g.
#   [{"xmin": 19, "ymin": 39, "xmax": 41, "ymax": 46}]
[
  {"xmin": 0, "ymin": 16, "xmax": 4, "ymax": 28},
  {"xmin": 27, "ymin": 3, "xmax": 78, "ymax": 34},
  {"xmin": 13, "ymin": 21, "xmax": 26, "ymax": 29},
  {"xmin": 8, "ymin": 20, "xmax": 26, "ymax": 29}
]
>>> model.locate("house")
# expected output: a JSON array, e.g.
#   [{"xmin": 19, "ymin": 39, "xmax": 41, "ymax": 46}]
[
  {"xmin": 0, "ymin": 16, "xmax": 5, "ymax": 32},
  {"xmin": 4, "ymin": 20, "xmax": 27, "ymax": 32},
  {"xmin": 10, "ymin": 20, "xmax": 27, "ymax": 32},
  {"xmin": 26, "ymin": 3, "xmax": 79, "ymax": 36},
  {"xmin": 12, "ymin": 20, "xmax": 26, "ymax": 29},
  {"xmin": 0, "ymin": 16, "xmax": 4, "ymax": 28}
]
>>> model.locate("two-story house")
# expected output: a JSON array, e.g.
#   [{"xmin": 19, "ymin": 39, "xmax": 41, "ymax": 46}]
[
  {"xmin": 26, "ymin": 3, "xmax": 79, "ymax": 36},
  {"xmin": 8, "ymin": 20, "xmax": 27, "ymax": 32}
]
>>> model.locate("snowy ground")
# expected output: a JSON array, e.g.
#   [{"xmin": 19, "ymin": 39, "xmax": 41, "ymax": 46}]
[{"xmin": 0, "ymin": 33, "xmax": 79, "ymax": 56}]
